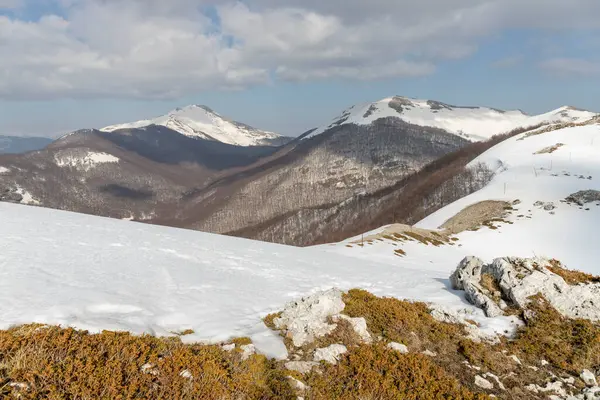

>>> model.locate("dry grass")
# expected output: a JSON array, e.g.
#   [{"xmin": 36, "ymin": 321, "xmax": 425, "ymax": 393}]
[
  {"xmin": 441, "ymin": 201, "xmax": 512, "ymax": 234},
  {"xmin": 394, "ymin": 248, "xmax": 406, "ymax": 257},
  {"xmin": 546, "ymin": 259, "xmax": 600, "ymax": 285},
  {"xmin": 534, "ymin": 143, "xmax": 565, "ymax": 155},
  {"xmin": 263, "ymin": 312, "xmax": 282, "ymax": 331},
  {"xmin": 480, "ymin": 273, "xmax": 503, "ymax": 303},
  {"xmin": 0, "ymin": 325, "xmax": 295, "ymax": 400}
]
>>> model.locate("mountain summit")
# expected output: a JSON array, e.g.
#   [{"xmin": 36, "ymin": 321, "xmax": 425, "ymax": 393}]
[
  {"xmin": 101, "ymin": 105, "xmax": 288, "ymax": 147},
  {"xmin": 307, "ymin": 96, "xmax": 597, "ymax": 141}
]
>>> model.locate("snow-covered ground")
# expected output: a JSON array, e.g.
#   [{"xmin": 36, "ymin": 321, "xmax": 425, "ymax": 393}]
[
  {"xmin": 327, "ymin": 122, "xmax": 600, "ymax": 276},
  {"xmin": 307, "ymin": 96, "xmax": 596, "ymax": 141},
  {"xmin": 0, "ymin": 166, "xmax": 10, "ymax": 174},
  {"xmin": 55, "ymin": 151, "xmax": 120, "ymax": 171},
  {"xmin": 0, "ymin": 201, "xmax": 516, "ymax": 359},
  {"xmin": 101, "ymin": 105, "xmax": 282, "ymax": 147}
]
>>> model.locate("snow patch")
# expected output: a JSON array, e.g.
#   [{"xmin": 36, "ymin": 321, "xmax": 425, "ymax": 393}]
[
  {"xmin": 0, "ymin": 166, "xmax": 10, "ymax": 174},
  {"xmin": 55, "ymin": 151, "xmax": 119, "ymax": 171}
]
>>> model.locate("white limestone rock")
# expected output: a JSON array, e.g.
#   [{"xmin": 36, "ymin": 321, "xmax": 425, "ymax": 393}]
[
  {"xmin": 313, "ymin": 344, "xmax": 348, "ymax": 364},
  {"xmin": 179, "ymin": 369, "xmax": 193, "ymax": 379},
  {"xmin": 241, "ymin": 344, "xmax": 256, "ymax": 361},
  {"xmin": 451, "ymin": 256, "xmax": 600, "ymax": 321},
  {"xmin": 221, "ymin": 343, "xmax": 236, "ymax": 352},
  {"xmin": 274, "ymin": 289, "xmax": 345, "ymax": 347},
  {"xmin": 474, "ymin": 375, "xmax": 494, "ymax": 390},
  {"xmin": 387, "ymin": 342, "xmax": 409, "ymax": 354},
  {"xmin": 333, "ymin": 314, "xmax": 372, "ymax": 343},
  {"xmin": 285, "ymin": 361, "xmax": 319, "ymax": 374},
  {"xmin": 581, "ymin": 370, "xmax": 598, "ymax": 387}
]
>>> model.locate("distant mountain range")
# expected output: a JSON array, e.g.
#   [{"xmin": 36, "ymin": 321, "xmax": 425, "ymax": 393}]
[
  {"xmin": 0, "ymin": 97, "xmax": 596, "ymax": 246},
  {"xmin": 0, "ymin": 135, "xmax": 53, "ymax": 154}
]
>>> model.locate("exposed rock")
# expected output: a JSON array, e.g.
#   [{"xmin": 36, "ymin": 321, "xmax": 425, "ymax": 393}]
[
  {"xmin": 141, "ymin": 363, "xmax": 159, "ymax": 376},
  {"xmin": 313, "ymin": 344, "xmax": 348, "ymax": 364},
  {"xmin": 421, "ymin": 350, "xmax": 437, "ymax": 357},
  {"xmin": 450, "ymin": 256, "xmax": 504, "ymax": 318},
  {"xmin": 274, "ymin": 289, "xmax": 345, "ymax": 347},
  {"xmin": 240, "ymin": 344, "xmax": 256, "ymax": 361},
  {"xmin": 430, "ymin": 304, "xmax": 500, "ymax": 343},
  {"xmin": 288, "ymin": 377, "xmax": 308, "ymax": 391},
  {"xmin": 451, "ymin": 256, "xmax": 600, "ymax": 321},
  {"xmin": 0, "ymin": 187, "xmax": 23, "ymax": 203},
  {"xmin": 179, "ymin": 369, "xmax": 193, "ymax": 379},
  {"xmin": 534, "ymin": 200, "xmax": 556, "ymax": 211},
  {"xmin": 474, "ymin": 375, "xmax": 494, "ymax": 390},
  {"xmin": 526, "ymin": 381, "xmax": 567, "ymax": 396},
  {"xmin": 387, "ymin": 342, "xmax": 409, "ymax": 354},
  {"xmin": 566, "ymin": 190, "xmax": 600, "ymax": 206},
  {"xmin": 221, "ymin": 343, "xmax": 236, "ymax": 352},
  {"xmin": 581, "ymin": 370, "xmax": 598, "ymax": 387},
  {"xmin": 285, "ymin": 361, "xmax": 319, "ymax": 374},
  {"xmin": 332, "ymin": 314, "xmax": 372, "ymax": 343}
]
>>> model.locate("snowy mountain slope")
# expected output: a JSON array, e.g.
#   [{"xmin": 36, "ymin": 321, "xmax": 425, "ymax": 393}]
[
  {"xmin": 101, "ymin": 105, "xmax": 287, "ymax": 147},
  {"xmin": 307, "ymin": 96, "xmax": 597, "ymax": 142},
  {"xmin": 0, "ymin": 201, "xmax": 517, "ymax": 359},
  {"xmin": 326, "ymin": 121, "xmax": 600, "ymax": 276}
]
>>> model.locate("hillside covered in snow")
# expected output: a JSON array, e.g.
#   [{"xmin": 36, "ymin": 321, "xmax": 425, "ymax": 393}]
[
  {"xmin": 1, "ymin": 119, "xmax": 600, "ymax": 399},
  {"xmin": 308, "ymin": 96, "xmax": 597, "ymax": 142},
  {"xmin": 101, "ymin": 105, "xmax": 289, "ymax": 147}
]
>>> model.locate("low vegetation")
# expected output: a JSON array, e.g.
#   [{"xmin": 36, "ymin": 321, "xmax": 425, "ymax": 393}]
[
  {"xmin": 3, "ymin": 284, "xmax": 599, "ymax": 399},
  {"xmin": 546, "ymin": 259, "xmax": 600, "ymax": 285},
  {"xmin": 0, "ymin": 325, "xmax": 295, "ymax": 399},
  {"xmin": 306, "ymin": 345, "xmax": 488, "ymax": 400}
]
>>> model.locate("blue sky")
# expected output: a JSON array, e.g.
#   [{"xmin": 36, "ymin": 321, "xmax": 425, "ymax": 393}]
[{"xmin": 0, "ymin": 0, "xmax": 599, "ymax": 137}]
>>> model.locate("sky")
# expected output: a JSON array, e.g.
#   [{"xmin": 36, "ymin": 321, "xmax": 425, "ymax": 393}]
[{"xmin": 0, "ymin": 0, "xmax": 599, "ymax": 138}]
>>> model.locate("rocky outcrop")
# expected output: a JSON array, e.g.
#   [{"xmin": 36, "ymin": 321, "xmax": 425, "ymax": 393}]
[
  {"xmin": 273, "ymin": 289, "xmax": 373, "ymax": 348},
  {"xmin": 566, "ymin": 190, "xmax": 600, "ymax": 206},
  {"xmin": 273, "ymin": 289, "xmax": 345, "ymax": 348},
  {"xmin": 451, "ymin": 256, "xmax": 600, "ymax": 321}
]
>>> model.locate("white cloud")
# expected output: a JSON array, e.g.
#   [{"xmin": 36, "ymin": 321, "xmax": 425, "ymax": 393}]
[{"xmin": 0, "ymin": 0, "xmax": 599, "ymax": 99}]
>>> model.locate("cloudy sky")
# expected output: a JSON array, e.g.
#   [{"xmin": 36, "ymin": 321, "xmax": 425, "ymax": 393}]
[{"xmin": 0, "ymin": 0, "xmax": 599, "ymax": 137}]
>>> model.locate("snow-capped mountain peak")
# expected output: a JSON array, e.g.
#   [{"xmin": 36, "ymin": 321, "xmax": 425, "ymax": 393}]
[
  {"xmin": 307, "ymin": 96, "xmax": 597, "ymax": 141},
  {"xmin": 101, "ymin": 105, "xmax": 284, "ymax": 147}
]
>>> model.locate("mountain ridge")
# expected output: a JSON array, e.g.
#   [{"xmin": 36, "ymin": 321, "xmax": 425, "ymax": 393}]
[
  {"xmin": 307, "ymin": 96, "xmax": 597, "ymax": 142},
  {"xmin": 100, "ymin": 104, "xmax": 291, "ymax": 147}
]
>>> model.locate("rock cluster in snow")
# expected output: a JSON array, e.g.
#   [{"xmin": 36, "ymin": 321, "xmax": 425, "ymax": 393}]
[
  {"xmin": 566, "ymin": 190, "xmax": 600, "ymax": 206},
  {"xmin": 451, "ymin": 256, "xmax": 600, "ymax": 321},
  {"xmin": 273, "ymin": 288, "xmax": 372, "ymax": 348}
]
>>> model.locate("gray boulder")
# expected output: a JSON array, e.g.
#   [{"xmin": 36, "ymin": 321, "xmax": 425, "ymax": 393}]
[{"xmin": 451, "ymin": 256, "xmax": 600, "ymax": 321}]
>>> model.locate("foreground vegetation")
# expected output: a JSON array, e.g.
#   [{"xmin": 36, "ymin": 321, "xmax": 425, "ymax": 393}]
[{"xmin": 1, "ymin": 287, "xmax": 599, "ymax": 399}]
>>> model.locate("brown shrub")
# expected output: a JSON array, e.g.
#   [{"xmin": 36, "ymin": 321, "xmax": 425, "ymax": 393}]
[
  {"xmin": 342, "ymin": 289, "xmax": 463, "ymax": 355},
  {"xmin": 510, "ymin": 296, "xmax": 600, "ymax": 374},
  {"xmin": 0, "ymin": 325, "xmax": 295, "ymax": 400},
  {"xmin": 306, "ymin": 344, "xmax": 489, "ymax": 400}
]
